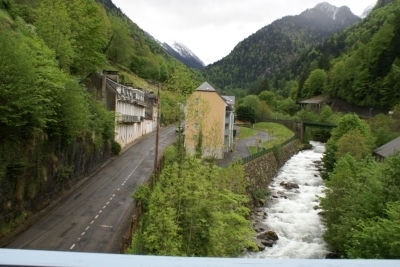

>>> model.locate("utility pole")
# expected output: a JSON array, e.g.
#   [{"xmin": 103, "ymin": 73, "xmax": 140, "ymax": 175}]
[{"xmin": 154, "ymin": 83, "xmax": 161, "ymax": 171}]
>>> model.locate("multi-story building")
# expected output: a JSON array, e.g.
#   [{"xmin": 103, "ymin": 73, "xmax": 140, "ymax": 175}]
[
  {"xmin": 184, "ymin": 82, "xmax": 235, "ymax": 159},
  {"xmin": 85, "ymin": 71, "xmax": 158, "ymax": 149}
]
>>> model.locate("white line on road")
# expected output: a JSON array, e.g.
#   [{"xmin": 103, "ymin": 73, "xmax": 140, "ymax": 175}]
[
  {"xmin": 77, "ymin": 238, "xmax": 81, "ymax": 241},
  {"xmin": 91, "ymin": 221, "xmax": 94, "ymax": 224},
  {"xmin": 81, "ymin": 232, "xmax": 85, "ymax": 236},
  {"xmin": 70, "ymin": 244, "xmax": 75, "ymax": 250},
  {"xmin": 110, "ymin": 198, "xmax": 113, "ymax": 200},
  {"xmin": 99, "ymin": 210, "xmax": 102, "ymax": 213},
  {"xmin": 106, "ymin": 201, "xmax": 109, "ymax": 205},
  {"xmin": 86, "ymin": 226, "xmax": 90, "ymax": 231},
  {"xmin": 95, "ymin": 215, "xmax": 99, "ymax": 219},
  {"xmin": 113, "ymin": 194, "xmax": 115, "ymax": 197},
  {"xmin": 103, "ymin": 206, "xmax": 106, "ymax": 209}
]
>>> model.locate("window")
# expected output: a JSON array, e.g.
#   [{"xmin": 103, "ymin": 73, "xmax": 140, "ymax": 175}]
[
  {"xmin": 194, "ymin": 122, "xmax": 198, "ymax": 129},
  {"xmin": 195, "ymin": 97, "xmax": 199, "ymax": 104}
]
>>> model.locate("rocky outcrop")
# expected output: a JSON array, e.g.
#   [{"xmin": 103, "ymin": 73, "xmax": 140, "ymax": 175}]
[
  {"xmin": 254, "ymin": 230, "xmax": 279, "ymax": 251},
  {"xmin": 280, "ymin": 181, "xmax": 300, "ymax": 190}
]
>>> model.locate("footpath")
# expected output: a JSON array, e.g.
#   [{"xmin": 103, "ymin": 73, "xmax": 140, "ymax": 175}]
[{"xmin": 217, "ymin": 126, "xmax": 272, "ymax": 167}]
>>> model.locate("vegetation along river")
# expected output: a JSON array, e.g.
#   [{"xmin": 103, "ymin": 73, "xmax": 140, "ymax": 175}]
[{"xmin": 247, "ymin": 141, "xmax": 329, "ymax": 258}]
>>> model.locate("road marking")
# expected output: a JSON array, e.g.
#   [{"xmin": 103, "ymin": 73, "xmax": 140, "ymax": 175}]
[
  {"xmin": 81, "ymin": 232, "xmax": 85, "ymax": 236},
  {"xmin": 122, "ymin": 183, "xmax": 124, "ymax": 186},
  {"xmin": 117, "ymin": 188, "xmax": 120, "ymax": 191},
  {"xmin": 86, "ymin": 226, "xmax": 90, "ymax": 231},
  {"xmin": 113, "ymin": 194, "xmax": 115, "ymax": 197},
  {"xmin": 90, "ymin": 221, "xmax": 94, "ymax": 224},
  {"xmin": 95, "ymin": 215, "xmax": 99, "ymax": 219},
  {"xmin": 99, "ymin": 210, "xmax": 102, "ymax": 213},
  {"xmin": 110, "ymin": 197, "xmax": 113, "ymax": 200},
  {"xmin": 107, "ymin": 201, "xmax": 110, "ymax": 205},
  {"xmin": 77, "ymin": 238, "xmax": 81, "ymax": 241},
  {"xmin": 100, "ymin": 225, "xmax": 113, "ymax": 228},
  {"xmin": 70, "ymin": 244, "xmax": 75, "ymax": 250},
  {"xmin": 103, "ymin": 206, "xmax": 106, "ymax": 209}
]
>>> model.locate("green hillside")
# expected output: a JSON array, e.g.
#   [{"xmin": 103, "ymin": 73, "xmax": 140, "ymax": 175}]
[{"xmin": 271, "ymin": 0, "xmax": 400, "ymax": 109}]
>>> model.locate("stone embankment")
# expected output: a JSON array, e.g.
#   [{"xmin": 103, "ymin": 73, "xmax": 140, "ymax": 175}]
[{"xmin": 243, "ymin": 139, "xmax": 302, "ymax": 251}]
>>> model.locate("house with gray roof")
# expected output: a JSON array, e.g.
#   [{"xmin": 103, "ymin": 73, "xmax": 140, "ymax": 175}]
[{"xmin": 373, "ymin": 136, "xmax": 400, "ymax": 161}]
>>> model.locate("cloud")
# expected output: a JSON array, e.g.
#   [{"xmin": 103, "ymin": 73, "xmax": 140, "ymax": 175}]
[{"xmin": 112, "ymin": 0, "xmax": 373, "ymax": 64}]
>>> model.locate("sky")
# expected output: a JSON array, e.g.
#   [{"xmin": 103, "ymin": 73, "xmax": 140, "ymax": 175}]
[{"xmin": 111, "ymin": 0, "xmax": 375, "ymax": 65}]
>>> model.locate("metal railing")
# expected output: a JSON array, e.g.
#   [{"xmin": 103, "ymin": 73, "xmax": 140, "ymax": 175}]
[
  {"xmin": 242, "ymin": 136, "xmax": 298, "ymax": 164},
  {"xmin": 0, "ymin": 249, "xmax": 398, "ymax": 267}
]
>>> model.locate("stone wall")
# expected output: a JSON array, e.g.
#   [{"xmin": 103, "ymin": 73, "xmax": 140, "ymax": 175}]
[{"xmin": 244, "ymin": 139, "xmax": 301, "ymax": 205}]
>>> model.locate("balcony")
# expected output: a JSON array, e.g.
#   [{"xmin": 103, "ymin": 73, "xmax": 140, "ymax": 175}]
[{"xmin": 117, "ymin": 115, "xmax": 142, "ymax": 124}]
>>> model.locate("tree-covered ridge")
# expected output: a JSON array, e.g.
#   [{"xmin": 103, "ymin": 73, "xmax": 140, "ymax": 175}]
[
  {"xmin": 204, "ymin": 4, "xmax": 359, "ymax": 90},
  {"xmin": 271, "ymin": 0, "xmax": 400, "ymax": 109}
]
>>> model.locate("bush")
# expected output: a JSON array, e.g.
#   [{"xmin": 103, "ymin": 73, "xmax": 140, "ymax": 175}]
[{"xmin": 111, "ymin": 140, "xmax": 121, "ymax": 156}]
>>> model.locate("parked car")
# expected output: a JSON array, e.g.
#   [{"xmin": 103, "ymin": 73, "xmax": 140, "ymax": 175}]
[{"xmin": 175, "ymin": 125, "xmax": 184, "ymax": 132}]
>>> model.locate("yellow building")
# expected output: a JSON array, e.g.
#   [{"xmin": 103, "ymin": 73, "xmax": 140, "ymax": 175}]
[{"xmin": 184, "ymin": 82, "xmax": 235, "ymax": 159}]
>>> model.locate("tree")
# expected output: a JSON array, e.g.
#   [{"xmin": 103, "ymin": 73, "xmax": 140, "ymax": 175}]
[
  {"xmin": 236, "ymin": 105, "xmax": 256, "ymax": 123},
  {"xmin": 163, "ymin": 65, "xmax": 197, "ymax": 97},
  {"xmin": 322, "ymin": 114, "xmax": 374, "ymax": 179},
  {"xmin": 335, "ymin": 129, "xmax": 371, "ymax": 161},
  {"xmin": 302, "ymin": 69, "xmax": 327, "ymax": 97},
  {"xmin": 66, "ymin": 0, "xmax": 111, "ymax": 75},
  {"xmin": 134, "ymin": 152, "xmax": 255, "ymax": 257},
  {"xmin": 258, "ymin": 91, "xmax": 277, "ymax": 110},
  {"xmin": 242, "ymin": 95, "xmax": 260, "ymax": 109},
  {"xmin": 106, "ymin": 15, "xmax": 133, "ymax": 66},
  {"xmin": 35, "ymin": 0, "xmax": 74, "ymax": 71},
  {"xmin": 0, "ymin": 28, "xmax": 54, "ymax": 134}
]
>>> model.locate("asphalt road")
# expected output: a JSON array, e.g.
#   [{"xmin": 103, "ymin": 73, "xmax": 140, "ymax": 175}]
[{"xmin": 5, "ymin": 126, "xmax": 177, "ymax": 253}]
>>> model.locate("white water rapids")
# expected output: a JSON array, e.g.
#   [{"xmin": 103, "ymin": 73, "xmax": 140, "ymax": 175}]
[{"xmin": 247, "ymin": 141, "xmax": 329, "ymax": 259}]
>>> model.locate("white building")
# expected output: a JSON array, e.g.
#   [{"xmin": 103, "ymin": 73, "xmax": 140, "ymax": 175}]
[{"xmin": 85, "ymin": 71, "xmax": 158, "ymax": 149}]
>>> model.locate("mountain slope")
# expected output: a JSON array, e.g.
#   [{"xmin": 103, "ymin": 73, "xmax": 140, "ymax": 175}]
[
  {"xmin": 204, "ymin": 2, "xmax": 360, "ymax": 90},
  {"xmin": 271, "ymin": 0, "xmax": 400, "ymax": 108},
  {"xmin": 161, "ymin": 41, "xmax": 205, "ymax": 70},
  {"xmin": 361, "ymin": 2, "xmax": 377, "ymax": 18}
]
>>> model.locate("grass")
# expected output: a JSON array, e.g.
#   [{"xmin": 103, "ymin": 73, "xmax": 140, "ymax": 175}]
[
  {"xmin": 238, "ymin": 127, "xmax": 258, "ymax": 139},
  {"xmin": 249, "ymin": 122, "xmax": 294, "ymax": 153}
]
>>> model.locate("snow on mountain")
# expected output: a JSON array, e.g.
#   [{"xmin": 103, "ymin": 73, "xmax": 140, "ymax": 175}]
[
  {"xmin": 161, "ymin": 41, "xmax": 205, "ymax": 70},
  {"xmin": 361, "ymin": 2, "xmax": 377, "ymax": 18},
  {"xmin": 314, "ymin": 2, "xmax": 340, "ymax": 20}
]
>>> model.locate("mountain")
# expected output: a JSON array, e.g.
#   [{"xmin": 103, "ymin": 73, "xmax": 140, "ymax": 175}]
[
  {"xmin": 204, "ymin": 2, "xmax": 360, "ymax": 91},
  {"xmin": 161, "ymin": 41, "xmax": 205, "ymax": 70},
  {"xmin": 270, "ymin": 0, "xmax": 400, "ymax": 108},
  {"xmin": 361, "ymin": 2, "xmax": 377, "ymax": 18}
]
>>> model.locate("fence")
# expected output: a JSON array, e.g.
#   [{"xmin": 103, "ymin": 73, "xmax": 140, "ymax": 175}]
[{"xmin": 241, "ymin": 136, "xmax": 298, "ymax": 164}]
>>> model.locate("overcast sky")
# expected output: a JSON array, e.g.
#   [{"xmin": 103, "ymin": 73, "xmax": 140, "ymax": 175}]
[{"xmin": 111, "ymin": 0, "xmax": 375, "ymax": 65}]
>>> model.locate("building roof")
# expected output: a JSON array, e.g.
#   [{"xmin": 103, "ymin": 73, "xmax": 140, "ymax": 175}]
[
  {"xmin": 298, "ymin": 95, "xmax": 332, "ymax": 104},
  {"xmin": 196, "ymin": 82, "xmax": 217, "ymax": 92},
  {"xmin": 373, "ymin": 136, "xmax": 400, "ymax": 158},
  {"xmin": 222, "ymin": 96, "xmax": 235, "ymax": 107}
]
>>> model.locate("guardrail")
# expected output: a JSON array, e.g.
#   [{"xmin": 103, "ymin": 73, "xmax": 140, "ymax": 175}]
[{"xmin": 1, "ymin": 249, "xmax": 398, "ymax": 267}]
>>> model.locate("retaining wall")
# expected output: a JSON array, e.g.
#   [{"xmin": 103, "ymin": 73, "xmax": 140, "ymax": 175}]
[{"xmin": 244, "ymin": 139, "xmax": 301, "ymax": 204}]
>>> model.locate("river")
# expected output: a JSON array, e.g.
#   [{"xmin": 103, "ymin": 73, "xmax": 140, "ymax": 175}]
[{"xmin": 247, "ymin": 141, "xmax": 329, "ymax": 259}]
